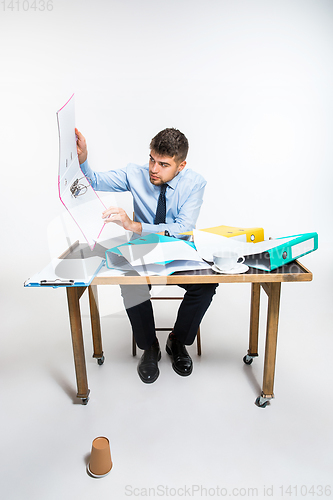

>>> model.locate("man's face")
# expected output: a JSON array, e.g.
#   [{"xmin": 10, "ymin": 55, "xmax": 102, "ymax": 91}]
[{"xmin": 148, "ymin": 151, "xmax": 186, "ymax": 186}]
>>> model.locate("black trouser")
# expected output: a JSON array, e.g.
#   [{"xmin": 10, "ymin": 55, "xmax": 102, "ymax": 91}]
[{"xmin": 120, "ymin": 283, "xmax": 218, "ymax": 350}]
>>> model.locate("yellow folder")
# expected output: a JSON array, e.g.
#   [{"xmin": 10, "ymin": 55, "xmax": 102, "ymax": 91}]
[{"xmin": 183, "ymin": 225, "xmax": 264, "ymax": 243}]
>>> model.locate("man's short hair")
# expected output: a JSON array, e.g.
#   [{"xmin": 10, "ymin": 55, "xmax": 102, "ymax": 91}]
[{"xmin": 150, "ymin": 128, "xmax": 189, "ymax": 163}]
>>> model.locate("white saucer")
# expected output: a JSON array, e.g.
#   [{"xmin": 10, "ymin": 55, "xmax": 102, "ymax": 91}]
[{"xmin": 212, "ymin": 263, "xmax": 249, "ymax": 274}]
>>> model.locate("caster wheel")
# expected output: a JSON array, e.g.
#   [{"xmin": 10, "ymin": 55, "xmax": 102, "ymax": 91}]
[
  {"xmin": 97, "ymin": 356, "xmax": 105, "ymax": 366},
  {"xmin": 243, "ymin": 355, "xmax": 253, "ymax": 365},
  {"xmin": 255, "ymin": 396, "xmax": 269, "ymax": 408},
  {"xmin": 81, "ymin": 397, "xmax": 89, "ymax": 405}
]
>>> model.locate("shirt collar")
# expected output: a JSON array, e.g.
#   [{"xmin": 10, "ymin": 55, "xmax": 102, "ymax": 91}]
[{"xmin": 166, "ymin": 168, "xmax": 184, "ymax": 190}]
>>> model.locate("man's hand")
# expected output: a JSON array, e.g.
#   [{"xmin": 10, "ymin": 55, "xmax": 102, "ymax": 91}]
[
  {"xmin": 102, "ymin": 206, "xmax": 142, "ymax": 235},
  {"xmin": 75, "ymin": 128, "xmax": 87, "ymax": 165}
]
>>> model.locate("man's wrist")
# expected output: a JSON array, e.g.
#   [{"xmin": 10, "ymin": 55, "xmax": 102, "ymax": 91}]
[
  {"xmin": 79, "ymin": 153, "xmax": 87, "ymax": 165},
  {"xmin": 131, "ymin": 221, "xmax": 142, "ymax": 235}
]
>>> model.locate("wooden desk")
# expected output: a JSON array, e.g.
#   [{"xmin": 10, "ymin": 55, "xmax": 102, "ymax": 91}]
[{"xmin": 66, "ymin": 260, "xmax": 312, "ymax": 407}]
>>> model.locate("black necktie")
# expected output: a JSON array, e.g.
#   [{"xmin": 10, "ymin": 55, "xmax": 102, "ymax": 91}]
[{"xmin": 154, "ymin": 184, "xmax": 167, "ymax": 224}]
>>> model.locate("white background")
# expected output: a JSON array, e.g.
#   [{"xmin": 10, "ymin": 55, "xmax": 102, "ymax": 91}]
[
  {"xmin": 1, "ymin": 0, "xmax": 332, "ymax": 270},
  {"xmin": 1, "ymin": 1, "xmax": 332, "ymax": 499}
]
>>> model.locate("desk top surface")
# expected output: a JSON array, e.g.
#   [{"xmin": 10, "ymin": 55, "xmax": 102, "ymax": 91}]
[{"xmin": 92, "ymin": 260, "xmax": 312, "ymax": 285}]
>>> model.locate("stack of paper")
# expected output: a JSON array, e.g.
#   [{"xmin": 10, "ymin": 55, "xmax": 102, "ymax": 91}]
[{"xmin": 105, "ymin": 234, "xmax": 211, "ymax": 276}]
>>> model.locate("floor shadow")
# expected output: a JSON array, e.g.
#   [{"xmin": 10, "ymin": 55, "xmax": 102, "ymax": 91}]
[
  {"xmin": 84, "ymin": 452, "xmax": 90, "ymax": 466},
  {"xmin": 242, "ymin": 364, "xmax": 262, "ymax": 395},
  {"xmin": 50, "ymin": 369, "xmax": 84, "ymax": 405},
  {"xmin": 84, "ymin": 453, "xmax": 96, "ymax": 479}
]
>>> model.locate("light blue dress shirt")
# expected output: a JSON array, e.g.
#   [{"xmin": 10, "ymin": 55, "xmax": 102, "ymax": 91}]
[{"xmin": 80, "ymin": 160, "xmax": 206, "ymax": 238}]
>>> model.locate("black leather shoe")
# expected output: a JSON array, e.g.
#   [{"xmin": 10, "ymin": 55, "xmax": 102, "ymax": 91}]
[
  {"xmin": 137, "ymin": 340, "xmax": 161, "ymax": 383},
  {"xmin": 166, "ymin": 335, "xmax": 193, "ymax": 376}
]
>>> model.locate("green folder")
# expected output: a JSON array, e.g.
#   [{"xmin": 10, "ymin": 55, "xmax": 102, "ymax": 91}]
[{"xmin": 244, "ymin": 232, "xmax": 318, "ymax": 271}]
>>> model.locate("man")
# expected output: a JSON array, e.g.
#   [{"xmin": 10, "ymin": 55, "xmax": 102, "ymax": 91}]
[{"xmin": 76, "ymin": 127, "xmax": 217, "ymax": 383}]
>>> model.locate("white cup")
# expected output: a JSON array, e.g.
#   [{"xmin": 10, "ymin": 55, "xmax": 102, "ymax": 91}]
[{"xmin": 213, "ymin": 250, "xmax": 245, "ymax": 271}]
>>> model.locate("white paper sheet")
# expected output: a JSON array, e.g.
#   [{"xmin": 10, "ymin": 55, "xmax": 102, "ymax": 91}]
[
  {"xmin": 131, "ymin": 260, "xmax": 211, "ymax": 276},
  {"xmin": 118, "ymin": 240, "xmax": 204, "ymax": 267},
  {"xmin": 193, "ymin": 229, "xmax": 295, "ymax": 261},
  {"xmin": 96, "ymin": 264, "xmax": 127, "ymax": 277}
]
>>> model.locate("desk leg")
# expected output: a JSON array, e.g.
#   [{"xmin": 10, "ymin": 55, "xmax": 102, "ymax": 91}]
[
  {"xmin": 66, "ymin": 287, "xmax": 90, "ymax": 404},
  {"xmin": 244, "ymin": 283, "xmax": 261, "ymax": 365},
  {"xmin": 256, "ymin": 282, "xmax": 281, "ymax": 408},
  {"xmin": 88, "ymin": 285, "xmax": 104, "ymax": 365}
]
